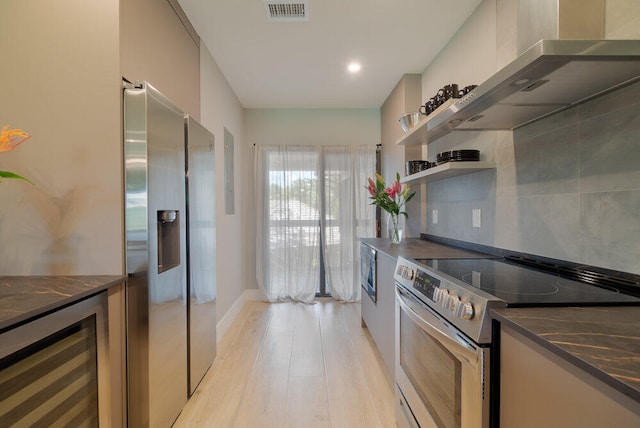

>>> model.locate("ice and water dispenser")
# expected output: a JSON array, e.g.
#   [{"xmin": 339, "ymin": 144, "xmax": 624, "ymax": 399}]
[{"xmin": 157, "ymin": 210, "xmax": 180, "ymax": 273}]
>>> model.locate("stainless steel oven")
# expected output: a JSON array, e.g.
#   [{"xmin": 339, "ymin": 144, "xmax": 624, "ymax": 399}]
[
  {"xmin": 395, "ymin": 284, "xmax": 489, "ymax": 428},
  {"xmin": 360, "ymin": 242, "xmax": 376, "ymax": 302},
  {"xmin": 393, "ymin": 257, "xmax": 501, "ymax": 428}
]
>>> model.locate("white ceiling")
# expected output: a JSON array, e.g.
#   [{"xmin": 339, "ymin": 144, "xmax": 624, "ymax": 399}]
[{"xmin": 178, "ymin": 0, "xmax": 482, "ymax": 109}]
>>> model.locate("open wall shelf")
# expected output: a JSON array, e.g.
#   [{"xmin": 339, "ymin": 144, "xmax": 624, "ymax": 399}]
[{"xmin": 400, "ymin": 161, "xmax": 496, "ymax": 185}]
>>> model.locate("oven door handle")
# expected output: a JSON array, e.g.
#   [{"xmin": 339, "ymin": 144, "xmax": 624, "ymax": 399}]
[{"xmin": 396, "ymin": 285, "xmax": 479, "ymax": 366}]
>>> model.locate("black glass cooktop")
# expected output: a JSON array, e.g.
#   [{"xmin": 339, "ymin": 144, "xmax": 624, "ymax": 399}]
[{"xmin": 415, "ymin": 258, "xmax": 640, "ymax": 307}]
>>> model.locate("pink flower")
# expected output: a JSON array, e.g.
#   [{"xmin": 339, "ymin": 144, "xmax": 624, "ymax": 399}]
[
  {"xmin": 365, "ymin": 172, "xmax": 415, "ymax": 218},
  {"xmin": 385, "ymin": 180, "xmax": 401, "ymax": 199},
  {"xmin": 367, "ymin": 178, "xmax": 377, "ymax": 196}
]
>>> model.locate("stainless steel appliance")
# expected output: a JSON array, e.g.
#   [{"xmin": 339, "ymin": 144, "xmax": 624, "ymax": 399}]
[
  {"xmin": 360, "ymin": 242, "xmax": 376, "ymax": 302},
  {"xmin": 420, "ymin": 39, "xmax": 640, "ymax": 141},
  {"xmin": 394, "ymin": 256, "xmax": 640, "ymax": 428},
  {"xmin": 185, "ymin": 116, "xmax": 217, "ymax": 395},
  {"xmin": 395, "ymin": 258, "xmax": 499, "ymax": 428},
  {"xmin": 124, "ymin": 81, "xmax": 188, "ymax": 427},
  {"xmin": 124, "ymin": 82, "xmax": 217, "ymax": 427}
]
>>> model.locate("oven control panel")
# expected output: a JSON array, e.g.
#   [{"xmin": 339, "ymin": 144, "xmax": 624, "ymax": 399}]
[
  {"xmin": 396, "ymin": 262, "xmax": 475, "ymax": 320},
  {"xmin": 413, "ymin": 270, "xmax": 440, "ymax": 301},
  {"xmin": 394, "ymin": 256, "xmax": 504, "ymax": 344},
  {"xmin": 396, "ymin": 264, "xmax": 415, "ymax": 281},
  {"xmin": 433, "ymin": 288, "xmax": 474, "ymax": 320}
]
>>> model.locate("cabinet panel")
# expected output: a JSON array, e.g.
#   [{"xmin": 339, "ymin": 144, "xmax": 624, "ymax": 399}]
[
  {"xmin": 361, "ymin": 251, "xmax": 396, "ymax": 381},
  {"xmin": 0, "ymin": 293, "xmax": 111, "ymax": 427},
  {"xmin": 500, "ymin": 325, "xmax": 640, "ymax": 428}
]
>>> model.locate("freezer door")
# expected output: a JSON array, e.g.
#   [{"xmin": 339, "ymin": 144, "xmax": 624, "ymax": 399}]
[
  {"xmin": 185, "ymin": 116, "xmax": 217, "ymax": 395},
  {"xmin": 124, "ymin": 82, "xmax": 188, "ymax": 428}
]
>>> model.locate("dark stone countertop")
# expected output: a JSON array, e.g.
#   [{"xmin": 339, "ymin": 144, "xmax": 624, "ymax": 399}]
[
  {"xmin": 492, "ymin": 306, "xmax": 640, "ymax": 402},
  {"xmin": 360, "ymin": 237, "xmax": 490, "ymax": 260},
  {"xmin": 0, "ymin": 275, "xmax": 126, "ymax": 332}
]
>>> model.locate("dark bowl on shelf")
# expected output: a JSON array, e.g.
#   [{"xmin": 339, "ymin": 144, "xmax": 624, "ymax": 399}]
[
  {"xmin": 450, "ymin": 149, "xmax": 480, "ymax": 162},
  {"xmin": 437, "ymin": 149, "xmax": 480, "ymax": 164},
  {"xmin": 406, "ymin": 160, "xmax": 430, "ymax": 175},
  {"xmin": 436, "ymin": 151, "xmax": 451, "ymax": 164}
]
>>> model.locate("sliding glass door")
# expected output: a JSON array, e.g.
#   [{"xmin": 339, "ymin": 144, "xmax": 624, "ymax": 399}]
[{"xmin": 255, "ymin": 145, "xmax": 376, "ymax": 302}]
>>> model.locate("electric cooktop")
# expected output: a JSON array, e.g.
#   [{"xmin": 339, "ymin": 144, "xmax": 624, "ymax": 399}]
[{"xmin": 414, "ymin": 258, "xmax": 640, "ymax": 307}]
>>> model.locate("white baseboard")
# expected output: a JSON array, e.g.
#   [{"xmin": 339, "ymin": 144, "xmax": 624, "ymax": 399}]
[
  {"xmin": 216, "ymin": 288, "xmax": 265, "ymax": 344},
  {"xmin": 243, "ymin": 288, "xmax": 265, "ymax": 301}
]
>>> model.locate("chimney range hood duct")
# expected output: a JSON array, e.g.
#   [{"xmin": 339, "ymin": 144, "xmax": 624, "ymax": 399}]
[{"xmin": 413, "ymin": 39, "xmax": 640, "ymax": 143}]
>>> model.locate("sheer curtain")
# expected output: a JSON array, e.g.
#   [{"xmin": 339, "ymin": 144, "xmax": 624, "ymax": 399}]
[
  {"xmin": 255, "ymin": 146, "xmax": 321, "ymax": 302},
  {"xmin": 322, "ymin": 145, "xmax": 377, "ymax": 301},
  {"xmin": 255, "ymin": 144, "xmax": 376, "ymax": 302}
]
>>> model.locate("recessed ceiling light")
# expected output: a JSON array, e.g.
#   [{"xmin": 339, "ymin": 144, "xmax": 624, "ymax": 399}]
[
  {"xmin": 513, "ymin": 78, "xmax": 531, "ymax": 86},
  {"xmin": 348, "ymin": 62, "xmax": 361, "ymax": 73}
]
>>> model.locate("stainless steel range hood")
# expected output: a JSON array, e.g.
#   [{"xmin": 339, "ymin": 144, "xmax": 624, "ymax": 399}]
[{"xmin": 400, "ymin": 39, "xmax": 640, "ymax": 145}]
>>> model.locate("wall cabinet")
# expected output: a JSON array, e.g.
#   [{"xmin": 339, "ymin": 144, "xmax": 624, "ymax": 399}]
[
  {"xmin": 500, "ymin": 325, "xmax": 640, "ymax": 428},
  {"xmin": 361, "ymin": 250, "xmax": 396, "ymax": 381}
]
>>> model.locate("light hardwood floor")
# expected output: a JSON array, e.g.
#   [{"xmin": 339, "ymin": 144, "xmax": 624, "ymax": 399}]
[{"xmin": 174, "ymin": 299, "xmax": 397, "ymax": 427}]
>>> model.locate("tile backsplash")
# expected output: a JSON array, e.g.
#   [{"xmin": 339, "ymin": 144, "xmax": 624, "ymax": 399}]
[{"xmin": 425, "ymin": 80, "xmax": 640, "ymax": 275}]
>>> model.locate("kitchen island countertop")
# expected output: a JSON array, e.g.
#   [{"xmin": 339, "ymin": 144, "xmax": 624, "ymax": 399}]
[
  {"xmin": 492, "ymin": 306, "xmax": 640, "ymax": 403},
  {"xmin": 0, "ymin": 275, "xmax": 126, "ymax": 331}
]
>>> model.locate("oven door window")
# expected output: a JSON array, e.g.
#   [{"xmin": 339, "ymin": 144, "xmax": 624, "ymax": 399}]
[{"xmin": 400, "ymin": 309, "xmax": 462, "ymax": 428}]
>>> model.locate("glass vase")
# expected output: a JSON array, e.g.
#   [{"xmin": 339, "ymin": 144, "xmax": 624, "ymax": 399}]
[{"xmin": 387, "ymin": 212, "xmax": 404, "ymax": 244}]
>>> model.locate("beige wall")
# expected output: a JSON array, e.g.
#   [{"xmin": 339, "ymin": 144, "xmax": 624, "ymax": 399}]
[
  {"xmin": 380, "ymin": 75, "xmax": 422, "ymax": 238},
  {"xmin": 244, "ymin": 109, "xmax": 381, "ymax": 147},
  {"xmin": 120, "ymin": 0, "xmax": 200, "ymax": 119},
  {"xmin": 0, "ymin": 0, "xmax": 122, "ymax": 275},
  {"xmin": 199, "ymin": 45, "xmax": 247, "ymax": 321},
  {"xmin": 606, "ymin": 0, "xmax": 640, "ymax": 38}
]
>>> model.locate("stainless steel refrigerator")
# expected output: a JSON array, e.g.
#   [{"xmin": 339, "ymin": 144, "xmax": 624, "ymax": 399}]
[
  {"xmin": 124, "ymin": 82, "xmax": 217, "ymax": 427},
  {"xmin": 184, "ymin": 115, "xmax": 217, "ymax": 395}
]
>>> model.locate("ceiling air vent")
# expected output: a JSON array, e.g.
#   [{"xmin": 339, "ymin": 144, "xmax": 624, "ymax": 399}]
[{"xmin": 264, "ymin": 0, "xmax": 309, "ymax": 22}]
